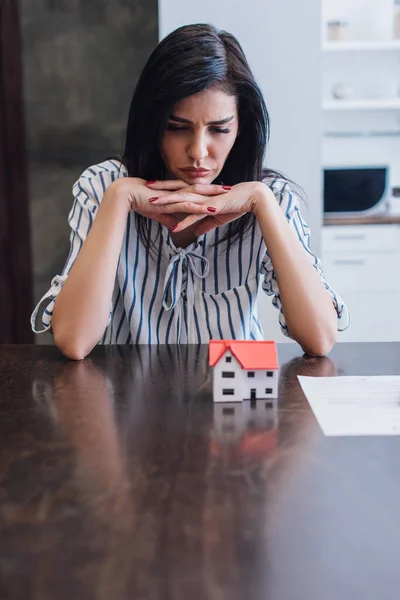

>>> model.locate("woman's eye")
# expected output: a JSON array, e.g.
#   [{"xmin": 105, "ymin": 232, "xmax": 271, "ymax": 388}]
[
  {"xmin": 166, "ymin": 124, "xmax": 231, "ymax": 135},
  {"xmin": 211, "ymin": 128, "xmax": 230, "ymax": 135},
  {"xmin": 166, "ymin": 124, "xmax": 188, "ymax": 131}
]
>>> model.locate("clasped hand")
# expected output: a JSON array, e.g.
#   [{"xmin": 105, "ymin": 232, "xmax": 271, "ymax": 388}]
[{"xmin": 121, "ymin": 178, "xmax": 266, "ymax": 235}]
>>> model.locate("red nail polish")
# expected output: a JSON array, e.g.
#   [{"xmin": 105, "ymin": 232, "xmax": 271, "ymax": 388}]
[
  {"xmin": 222, "ymin": 185, "xmax": 231, "ymax": 190},
  {"xmin": 207, "ymin": 206, "xmax": 216, "ymax": 213},
  {"xmin": 170, "ymin": 225, "xmax": 178, "ymax": 232},
  {"xmin": 149, "ymin": 197, "xmax": 159, "ymax": 202},
  {"xmin": 146, "ymin": 180, "xmax": 156, "ymax": 185}
]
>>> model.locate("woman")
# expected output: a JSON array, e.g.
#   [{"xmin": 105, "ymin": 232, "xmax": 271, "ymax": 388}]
[{"xmin": 31, "ymin": 23, "xmax": 348, "ymax": 360}]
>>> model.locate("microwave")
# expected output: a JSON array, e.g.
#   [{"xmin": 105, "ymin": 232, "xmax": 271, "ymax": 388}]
[{"xmin": 323, "ymin": 166, "xmax": 389, "ymax": 217}]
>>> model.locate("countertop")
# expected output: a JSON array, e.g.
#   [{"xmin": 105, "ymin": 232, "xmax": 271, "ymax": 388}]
[{"xmin": 324, "ymin": 213, "xmax": 400, "ymax": 225}]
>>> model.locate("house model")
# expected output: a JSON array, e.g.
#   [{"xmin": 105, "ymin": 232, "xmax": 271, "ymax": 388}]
[{"xmin": 209, "ymin": 340, "xmax": 279, "ymax": 403}]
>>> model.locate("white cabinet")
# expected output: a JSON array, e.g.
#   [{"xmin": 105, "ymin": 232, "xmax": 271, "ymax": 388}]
[{"xmin": 322, "ymin": 224, "xmax": 400, "ymax": 341}]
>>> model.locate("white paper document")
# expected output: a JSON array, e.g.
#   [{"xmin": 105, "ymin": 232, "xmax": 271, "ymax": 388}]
[{"xmin": 297, "ymin": 376, "xmax": 400, "ymax": 436}]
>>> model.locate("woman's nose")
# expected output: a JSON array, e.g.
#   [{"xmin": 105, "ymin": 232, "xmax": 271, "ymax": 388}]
[{"xmin": 187, "ymin": 134, "xmax": 208, "ymax": 161}]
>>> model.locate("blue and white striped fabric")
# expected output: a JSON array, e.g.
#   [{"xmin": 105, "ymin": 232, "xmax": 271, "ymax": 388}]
[{"xmin": 30, "ymin": 160, "xmax": 349, "ymax": 344}]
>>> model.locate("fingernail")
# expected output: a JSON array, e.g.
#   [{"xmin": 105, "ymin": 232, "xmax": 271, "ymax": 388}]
[
  {"xmin": 207, "ymin": 207, "xmax": 216, "ymax": 213},
  {"xmin": 170, "ymin": 225, "xmax": 178, "ymax": 232},
  {"xmin": 149, "ymin": 197, "xmax": 159, "ymax": 202},
  {"xmin": 222, "ymin": 185, "xmax": 231, "ymax": 190},
  {"xmin": 146, "ymin": 180, "xmax": 156, "ymax": 185}
]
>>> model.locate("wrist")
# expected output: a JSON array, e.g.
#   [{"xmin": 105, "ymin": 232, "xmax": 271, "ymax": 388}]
[
  {"xmin": 102, "ymin": 182, "xmax": 132, "ymax": 216},
  {"xmin": 251, "ymin": 182, "xmax": 274, "ymax": 217},
  {"xmin": 103, "ymin": 178, "xmax": 142, "ymax": 214}
]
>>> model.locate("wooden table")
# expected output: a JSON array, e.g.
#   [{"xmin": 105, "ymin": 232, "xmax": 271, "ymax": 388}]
[{"xmin": 1, "ymin": 343, "xmax": 400, "ymax": 600}]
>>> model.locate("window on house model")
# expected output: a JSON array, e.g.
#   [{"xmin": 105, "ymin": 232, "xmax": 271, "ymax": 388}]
[
  {"xmin": 225, "ymin": 356, "xmax": 232, "ymax": 363},
  {"xmin": 222, "ymin": 389, "xmax": 235, "ymax": 395},
  {"xmin": 266, "ymin": 371, "xmax": 273, "ymax": 377},
  {"xmin": 265, "ymin": 388, "xmax": 273, "ymax": 394},
  {"xmin": 247, "ymin": 371, "xmax": 255, "ymax": 378},
  {"xmin": 222, "ymin": 371, "xmax": 235, "ymax": 378}
]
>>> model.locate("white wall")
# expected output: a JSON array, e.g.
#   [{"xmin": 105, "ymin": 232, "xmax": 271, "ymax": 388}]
[
  {"xmin": 159, "ymin": 0, "xmax": 323, "ymax": 342},
  {"xmin": 158, "ymin": 0, "xmax": 322, "ymax": 244}
]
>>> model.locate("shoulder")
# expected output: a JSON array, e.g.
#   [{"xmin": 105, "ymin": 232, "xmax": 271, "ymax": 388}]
[
  {"xmin": 73, "ymin": 159, "xmax": 128, "ymax": 203},
  {"xmin": 261, "ymin": 174, "xmax": 303, "ymax": 217},
  {"xmin": 262, "ymin": 174, "xmax": 295, "ymax": 199},
  {"xmin": 78, "ymin": 159, "xmax": 127, "ymax": 181}
]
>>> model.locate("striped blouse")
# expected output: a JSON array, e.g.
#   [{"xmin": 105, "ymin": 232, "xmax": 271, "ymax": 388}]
[{"xmin": 30, "ymin": 159, "xmax": 349, "ymax": 344}]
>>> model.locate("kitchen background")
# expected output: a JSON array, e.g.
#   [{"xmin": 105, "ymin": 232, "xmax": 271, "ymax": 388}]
[
  {"xmin": 11, "ymin": 0, "xmax": 400, "ymax": 344},
  {"xmin": 320, "ymin": 0, "xmax": 400, "ymax": 343},
  {"xmin": 322, "ymin": 0, "xmax": 400, "ymax": 191}
]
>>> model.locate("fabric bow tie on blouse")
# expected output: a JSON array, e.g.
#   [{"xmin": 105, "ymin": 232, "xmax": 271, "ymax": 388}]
[{"xmin": 162, "ymin": 247, "xmax": 210, "ymax": 311}]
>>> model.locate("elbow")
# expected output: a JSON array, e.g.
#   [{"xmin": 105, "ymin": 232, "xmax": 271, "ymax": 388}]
[
  {"xmin": 301, "ymin": 329, "xmax": 337, "ymax": 357},
  {"xmin": 53, "ymin": 328, "xmax": 93, "ymax": 361},
  {"xmin": 52, "ymin": 307, "xmax": 98, "ymax": 360},
  {"xmin": 299, "ymin": 304, "xmax": 338, "ymax": 357}
]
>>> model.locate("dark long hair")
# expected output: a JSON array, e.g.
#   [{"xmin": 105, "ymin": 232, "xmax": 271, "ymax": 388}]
[{"xmin": 122, "ymin": 23, "xmax": 277, "ymax": 249}]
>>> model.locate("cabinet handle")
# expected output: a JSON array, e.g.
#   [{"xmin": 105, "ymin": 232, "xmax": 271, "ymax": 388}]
[
  {"xmin": 333, "ymin": 234, "xmax": 366, "ymax": 241},
  {"xmin": 333, "ymin": 259, "xmax": 365, "ymax": 266}
]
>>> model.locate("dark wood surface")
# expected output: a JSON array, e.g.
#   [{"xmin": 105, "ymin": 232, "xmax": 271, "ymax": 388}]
[
  {"xmin": 0, "ymin": 0, "xmax": 33, "ymax": 343},
  {"xmin": 1, "ymin": 343, "xmax": 400, "ymax": 600}
]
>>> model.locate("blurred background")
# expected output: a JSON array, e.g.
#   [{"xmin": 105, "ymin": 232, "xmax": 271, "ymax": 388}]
[
  {"xmin": 1, "ymin": 0, "xmax": 399, "ymax": 345},
  {"xmin": 24, "ymin": 0, "xmax": 157, "ymax": 316}
]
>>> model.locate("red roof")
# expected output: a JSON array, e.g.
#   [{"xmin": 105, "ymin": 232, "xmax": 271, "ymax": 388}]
[{"xmin": 209, "ymin": 340, "xmax": 279, "ymax": 370}]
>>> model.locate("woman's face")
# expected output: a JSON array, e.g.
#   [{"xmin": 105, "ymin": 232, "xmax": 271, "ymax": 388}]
[{"xmin": 160, "ymin": 88, "xmax": 239, "ymax": 185}]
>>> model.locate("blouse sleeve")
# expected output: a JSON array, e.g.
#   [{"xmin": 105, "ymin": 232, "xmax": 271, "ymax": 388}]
[
  {"xmin": 30, "ymin": 163, "xmax": 120, "ymax": 334},
  {"xmin": 260, "ymin": 178, "xmax": 350, "ymax": 339}
]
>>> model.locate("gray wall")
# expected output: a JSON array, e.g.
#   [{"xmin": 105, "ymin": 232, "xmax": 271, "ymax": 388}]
[{"xmin": 21, "ymin": 0, "xmax": 158, "ymax": 340}]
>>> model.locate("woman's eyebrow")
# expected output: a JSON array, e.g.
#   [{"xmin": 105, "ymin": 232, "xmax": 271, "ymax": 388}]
[{"xmin": 169, "ymin": 114, "xmax": 234, "ymax": 125}]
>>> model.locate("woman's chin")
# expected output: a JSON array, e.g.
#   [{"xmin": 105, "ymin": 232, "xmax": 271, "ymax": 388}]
[{"xmin": 182, "ymin": 177, "xmax": 210, "ymax": 186}]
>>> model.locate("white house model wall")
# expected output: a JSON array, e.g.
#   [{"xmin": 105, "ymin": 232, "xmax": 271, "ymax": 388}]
[
  {"xmin": 242, "ymin": 369, "xmax": 278, "ymax": 401},
  {"xmin": 213, "ymin": 350, "xmax": 245, "ymax": 402}
]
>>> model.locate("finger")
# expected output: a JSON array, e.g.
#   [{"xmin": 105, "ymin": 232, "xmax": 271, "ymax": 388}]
[
  {"xmin": 193, "ymin": 217, "xmax": 219, "ymax": 235},
  {"xmin": 157, "ymin": 201, "xmax": 213, "ymax": 214},
  {"xmin": 194, "ymin": 212, "xmax": 243, "ymax": 234},
  {"xmin": 157, "ymin": 214, "xmax": 178, "ymax": 229},
  {"xmin": 147, "ymin": 182, "xmax": 231, "ymax": 196},
  {"xmin": 149, "ymin": 192, "xmax": 200, "ymax": 206},
  {"xmin": 179, "ymin": 184, "xmax": 231, "ymax": 196},
  {"xmin": 138, "ymin": 211, "xmax": 177, "ymax": 230},
  {"xmin": 150, "ymin": 192, "xmax": 221, "ymax": 206},
  {"xmin": 172, "ymin": 214, "xmax": 208, "ymax": 232},
  {"xmin": 145, "ymin": 179, "xmax": 187, "ymax": 190}
]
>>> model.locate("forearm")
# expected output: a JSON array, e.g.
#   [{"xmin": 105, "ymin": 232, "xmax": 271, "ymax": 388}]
[
  {"xmin": 253, "ymin": 185, "xmax": 337, "ymax": 356},
  {"xmin": 53, "ymin": 190, "xmax": 130, "ymax": 360}
]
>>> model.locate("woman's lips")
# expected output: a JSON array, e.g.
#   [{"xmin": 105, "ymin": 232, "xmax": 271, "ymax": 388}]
[{"xmin": 180, "ymin": 168, "xmax": 211, "ymax": 178}]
